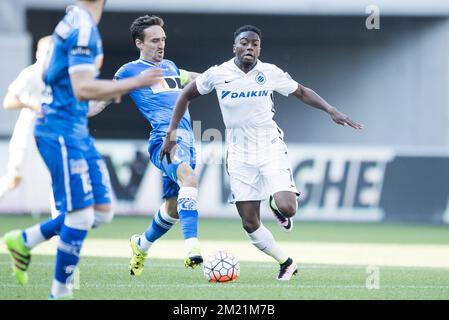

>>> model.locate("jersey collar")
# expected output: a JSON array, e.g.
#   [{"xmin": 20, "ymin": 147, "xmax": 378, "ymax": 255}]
[
  {"xmin": 229, "ymin": 58, "xmax": 262, "ymax": 74},
  {"xmin": 139, "ymin": 59, "xmax": 162, "ymax": 67}
]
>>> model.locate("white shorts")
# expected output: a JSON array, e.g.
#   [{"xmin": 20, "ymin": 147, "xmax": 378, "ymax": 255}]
[{"xmin": 226, "ymin": 138, "xmax": 298, "ymax": 203}]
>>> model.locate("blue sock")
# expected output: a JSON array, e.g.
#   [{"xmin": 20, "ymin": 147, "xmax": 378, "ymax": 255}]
[
  {"xmin": 40, "ymin": 213, "xmax": 65, "ymax": 238},
  {"xmin": 177, "ymin": 187, "xmax": 199, "ymax": 240},
  {"xmin": 21, "ymin": 213, "xmax": 66, "ymax": 249},
  {"xmin": 137, "ymin": 206, "xmax": 177, "ymax": 252},
  {"xmin": 53, "ymin": 224, "xmax": 87, "ymax": 288},
  {"xmin": 178, "ymin": 210, "xmax": 198, "ymax": 239},
  {"xmin": 142, "ymin": 209, "xmax": 176, "ymax": 243}
]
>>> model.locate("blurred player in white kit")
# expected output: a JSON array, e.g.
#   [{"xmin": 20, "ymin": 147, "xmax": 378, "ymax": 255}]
[
  {"xmin": 0, "ymin": 36, "xmax": 57, "ymax": 214},
  {"xmin": 0, "ymin": 35, "xmax": 105, "ymax": 217}
]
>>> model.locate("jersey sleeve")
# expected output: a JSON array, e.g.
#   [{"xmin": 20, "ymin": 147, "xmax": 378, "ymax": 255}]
[
  {"xmin": 271, "ymin": 65, "xmax": 298, "ymax": 96},
  {"xmin": 195, "ymin": 66, "xmax": 218, "ymax": 95},
  {"xmin": 167, "ymin": 61, "xmax": 189, "ymax": 86},
  {"xmin": 66, "ymin": 24, "xmax": 98, "ymax": 75},
  {"xmin": 7, "ymin": 67, "xmax": 32, "ymax": 98},
  {"xmin": 113, "ymin": 65, "xmax": 128, "ymax": 80}
]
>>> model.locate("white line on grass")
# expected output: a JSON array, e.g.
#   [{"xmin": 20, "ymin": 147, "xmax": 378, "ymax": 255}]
[
  {"xmin": 2, "ymin": 261, "xmax": 449, "ymax": 271},
  {"xmin": 1, "ymin": 283, "xmax": 449, "ymax": 290}
]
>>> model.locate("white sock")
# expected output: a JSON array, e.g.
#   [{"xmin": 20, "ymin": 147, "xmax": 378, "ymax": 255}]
[
  {"xmin": 177, "ymin": 187, "xmax": 198, "ymax": 210},
  {"xmin": 247, "ymin": 224, "xmax": 288, "ymax": 264},
  {"xmin": 24, "ymin": 224, "xmax": 46, "ymax": 249},
  {"xmin": 159, "ymin": 204, "xmax": 179, "ymax": 224},
  {"xmin": 185, "ymin": 237, "xmax": 199, "ymax": 253},
  {"xmin": 50, "ymin": 279, "xmax": 73, "ymax": 299},
  {"xmin": 138, "ymin": 233, "xmax": 153, "ymax": 253}
]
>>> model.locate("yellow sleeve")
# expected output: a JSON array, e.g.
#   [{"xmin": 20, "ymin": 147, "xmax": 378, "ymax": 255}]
[{"xmin": 179, "ymin": 69, "xmax": 189, "ymax": 86}]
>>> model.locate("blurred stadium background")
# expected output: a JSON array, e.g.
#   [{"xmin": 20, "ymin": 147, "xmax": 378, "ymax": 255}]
[{"xmin": 1, "ymin": 0, "xmax": 449, "ymax": 299}]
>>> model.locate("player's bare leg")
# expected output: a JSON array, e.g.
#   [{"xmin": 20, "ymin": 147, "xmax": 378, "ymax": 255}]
[
  {"xmin": 236, "ymin": 200, "xmax": 262, "ymax": 233},
  {"xmin": 269, "ymin": 191, "xmax": 298, "ymax": 232},
  {"xmin": 236, "ymin": 200, "xmax": 297, "ymax": 280},
  {"xmin": 165, "ymin": 197, "xmax": 179, "ymax": 219},
  {"xmin": 93, "ymin": 204, "xmax": 114, "ymax": 228}
]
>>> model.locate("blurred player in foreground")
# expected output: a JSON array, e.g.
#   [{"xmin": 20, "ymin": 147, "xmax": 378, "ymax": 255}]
[
  {"xmin": 161, "ymin": 25, "xmax": 363, "ymax": 281},
  {"xmin": 113, "ymin": 15, "xmax": 202, "ymax": 275},
  {"xmin": 3, "ymin": 0, "xmax": 161, "ymax": 299}
]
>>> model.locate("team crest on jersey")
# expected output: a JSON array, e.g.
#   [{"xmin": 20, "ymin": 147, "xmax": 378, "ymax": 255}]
[
  {"xmin": 255, "ymin": 72, "xmax": 266, "ymax": 85},
  {"xmin": 150, "ymin": 76, "xmax": 183, "ymax": 93},
  {"xmin": 177, "ymin": 198, "xmax": 197, "ymax": 211}
]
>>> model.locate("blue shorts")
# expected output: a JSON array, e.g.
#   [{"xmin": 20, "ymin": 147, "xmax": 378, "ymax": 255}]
[
  {"xmin": 36, "ymin": 135, "xmax": 112, "ymax": 213},
  {"xmin": 148, "ymin": 137, "xmax": 196, "ymax": 199}
]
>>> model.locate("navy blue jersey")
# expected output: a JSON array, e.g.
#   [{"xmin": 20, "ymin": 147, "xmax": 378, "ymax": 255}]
[{"xmin": 35, "ymin": 6, "xmax": 103, "ymax": 140}]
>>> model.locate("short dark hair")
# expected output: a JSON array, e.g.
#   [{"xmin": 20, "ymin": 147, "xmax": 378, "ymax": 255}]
[
  {"xmin": 130, "ymin": 15, "xmax": 165, "ymax": 42},
  {"xmin": 233, "ymin": 25, "xmax": 262, "ymax": 41}
]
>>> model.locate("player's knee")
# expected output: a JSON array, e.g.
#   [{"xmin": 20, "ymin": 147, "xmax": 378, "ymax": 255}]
[
  {"xmin": 277, "ymin": 201, "xmax": 297, "ymax": 218},
  {"xmin": 65, "ymin": 207, "xmax": 95, "ymax": 231},
  {"xmin": 177, "ymin": 164, "xmax": 198, "ymax": 187},
  {"xmin": 242, "ymin": 219, "xmax": 260, "ymax": 233},
  {"xmin": 93, "ymin": 206, "xmax": 114, "ymax": 228}
]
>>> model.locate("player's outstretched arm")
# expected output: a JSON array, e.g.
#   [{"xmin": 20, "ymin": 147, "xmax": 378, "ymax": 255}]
[
  {"xmin": 292, "ymin": 84, "xmax": 364, "ymax": 130},
  {"xmin": 185, "ymin": 71, "xmax": 200, "ymax": 85},
  {"xmin": 3, "ymin": 75, "xmax": 40, "ymax": 111},
  {"xmin": 3, "ymin": 92, "xmax": 40, "ymax": 111},
  {"xmin": 3, "ymin": 92, "xmax": 29, "ymax": 110},
  {"xmin": 160, "ymin": 81, "xmax": 201, "ymax": 164},
  {"xmin": 70, "ymin": 68, "xmax": 162, "ymax": 102}
]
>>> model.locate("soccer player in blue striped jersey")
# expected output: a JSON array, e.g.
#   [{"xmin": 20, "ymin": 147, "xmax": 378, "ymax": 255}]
[
  {"xmin": 113, "ymin": 15, "xmax": 203, "ymax": 275},
  {"xmin": 3, "ymin": 0, "xmax": 161, "ymax": 299}
]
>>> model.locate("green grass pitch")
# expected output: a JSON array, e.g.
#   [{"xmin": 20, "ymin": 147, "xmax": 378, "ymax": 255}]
[{"xmin": 1, "ymin": 215, "xmax": 449, "ymax": 300}]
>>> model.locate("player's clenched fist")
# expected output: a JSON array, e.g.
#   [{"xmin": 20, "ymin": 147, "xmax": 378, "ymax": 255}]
[
  {"xmin": 135, "ymin": 68, "xmax": 162, "ymax": 88},
  {"xmin": 160, "ymin": 130, "xmax": 177, "ymax": 164}
]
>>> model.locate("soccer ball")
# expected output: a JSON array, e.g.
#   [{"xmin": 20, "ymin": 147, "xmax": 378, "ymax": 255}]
[{"xmin": 203, "ymin": 251, "xmax": 240, "ymax": 283}]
